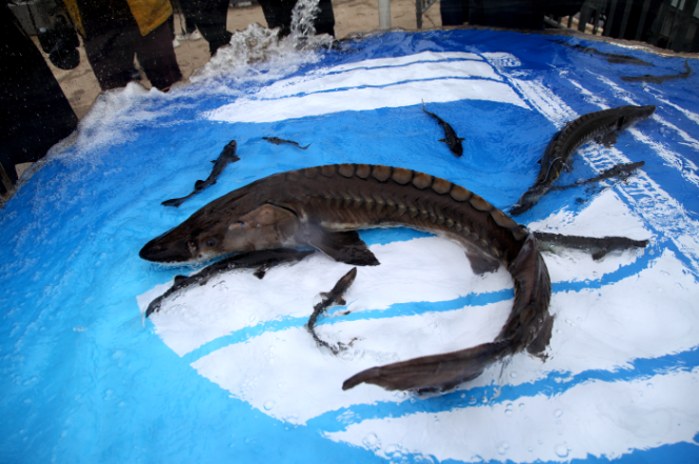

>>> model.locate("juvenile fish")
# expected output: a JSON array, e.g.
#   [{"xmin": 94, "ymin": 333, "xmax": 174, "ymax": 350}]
[
  {"xmin": 422, "ymin": 103, "xmax": 465, "ymax": 157},
  {"xmin": 263, "ymin": 136, "xmax": 311, "ymax": 149},
  {"xmin": 510, "ymin": 105, "xmax": 656, "ymax": 216},
  {"xmin": 534, "ymin": 231, "xmax": 649, "ymax": 260},
  {"xmin": 140, "ymin": 163, "xmax": 552, "ymax": 393},
  {"xmin": 551, "ymin": 161, "xmax": 646, "ymax": 190},
  {"xmin": 621, "ymin": 60, "xmax": 691, "ymax": 83},
  {"xmin": 552, "ymin": 40, "xmax": 653, "ymax": 66},
  {"xmin": 162, "ymin": 140, "xmax": 240, "ymax": 208},
  {"xmin": 307, "ymin": 267, "xmax": 358, "ymax": 354},
  {"xmin": 145, "ymin": 248, "xmax": 314, "ymax": 317}
]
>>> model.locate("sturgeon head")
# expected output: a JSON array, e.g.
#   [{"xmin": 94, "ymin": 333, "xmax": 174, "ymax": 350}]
[{"xmin": 139, "ymin": 179, "xmax": 302, "ymax": 264}]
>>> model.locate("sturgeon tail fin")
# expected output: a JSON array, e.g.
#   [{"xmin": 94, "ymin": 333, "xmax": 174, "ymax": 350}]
[{"xmin": 342, "ymin": 340, "xmax": 511, "ymax": 392}]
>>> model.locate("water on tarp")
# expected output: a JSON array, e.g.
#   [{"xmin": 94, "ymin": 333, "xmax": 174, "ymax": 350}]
[{"xmin": 1, "ymin": 25, "xmax": 699, "ymax": 464}]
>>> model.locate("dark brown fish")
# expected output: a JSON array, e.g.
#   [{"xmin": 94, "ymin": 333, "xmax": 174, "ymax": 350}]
[
  {"xmin": 552, "ymin": 40, "xmax": 653, "ymax": 67},
  {"xmin": 422, "ymin": 103, "xmax": 465, "ymax": 157},
  {"xmin": 140, "ymin": 164, "xmax": 552, "ymax": 392},
  {"xmin": 145, "ymin": 248, "xmax": 314, "ymax": 317},
  {"xmin": 162, "ymin": 140, "xmax": 240, "ymax": 208},
  {"xmin": 551, "ymin": 161, "xmax": 645, "ymax": 191},
  {"xmin": 533, "ymin": 231, "xmax": 649, "ymax": 260},
  {"xmin": 621, "ymin": 60, "xmax": 691, "ymax": 83},
  {"xmin": 510, "ymin": 105, "xmax": 656, "ymax": 216},
  {"xmin": 263, "ymin": 137, "xmax": 311, "ymax": 149},
  {"xmin": 307, "ymin": 267, "xmax": 358, "ymax": 354}
]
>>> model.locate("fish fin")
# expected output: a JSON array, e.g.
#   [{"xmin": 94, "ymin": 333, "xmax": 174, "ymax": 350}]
[
  {"xmin": 596, "ymin": 131, "xmax": 619, "ymax": 147},
  {"xmin": 526, "ymin": 312, "xmax": 555, "ymax": 357},
  {"xmin": 465, "ymin": 248, "xmax": 501, "ymax": 274},
  {"xmin": 194, "ymin": 180, "xmax": 206, "ymax": 190},
  {"xmin": 173, "ymin": 275, "xmax": 188, "ymax": 285},
  {"xmin": 438, "ymin": 138, "xmax": 447, "ymax": 144},
  {"xmin": 458, "ymin": 137, "xmax": 465, "ymax": 142},
  {"xmin": 342, "ymin": 341, "xmax": 509, "ymax": 391},
  {"xmin": 211, "ymin": 160, "xmax": 216, "ymax": 164},
  {"xmin": 300, "ymin": 144, "xmax": 311, "ymax": 149},
  {"xmin": 253, "ymin": 266, "xmax": 267, "ymax": 279},
  {"xmin": 591, "ymin": 248, "xmax": 610, "ymax": 260},
  {"xmin": 308, "ymin": 228, "xmax": 380, "ymax": 266},
  {"xmin": 536, "ymin": 158, "xmax": 542, "ymax": 165},
  {"xmin": 161, "ymin": 198, "xmax": 184, "ymax": 207}
]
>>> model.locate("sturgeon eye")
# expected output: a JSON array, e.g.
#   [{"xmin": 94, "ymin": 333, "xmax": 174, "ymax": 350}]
[
  {"xmin": 206, "ymin": 238, "xmax": 217, "ymax": 247},
  {"xmin": 237, "ymin": 221, "xmax": 246, "ymax": 228}
]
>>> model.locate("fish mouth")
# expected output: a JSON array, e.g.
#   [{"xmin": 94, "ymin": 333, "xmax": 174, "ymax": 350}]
[{"xmin": 139, "ymin": 236, "xmax": 192, "ymax": 263}]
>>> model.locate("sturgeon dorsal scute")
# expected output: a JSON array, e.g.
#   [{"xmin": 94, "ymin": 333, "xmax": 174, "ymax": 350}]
[{"xmin": 140, "ymin": 164, "xmax": 552, "ymax": 392}]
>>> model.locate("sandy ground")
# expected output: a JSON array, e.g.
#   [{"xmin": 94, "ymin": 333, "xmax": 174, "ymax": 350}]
[
  {"xmin": 41, "ymin": 0, "xmax": 444, "ymax": 122},
  {"xmin": 5, "ymin": 1, "xmax": 441, "ymax": 181}
]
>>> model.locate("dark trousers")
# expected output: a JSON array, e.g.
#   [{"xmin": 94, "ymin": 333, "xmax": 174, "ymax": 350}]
[
  {"xmin": 177, "ymin": 0, "xmax": 232, "ymax": 55},
  {"xmin": 1, "ymin": 5, "xmax": 78, "ymax": 192},
  {"xmin": 83, "ymin": 19, "xmax": 182, "ymax": 91}
]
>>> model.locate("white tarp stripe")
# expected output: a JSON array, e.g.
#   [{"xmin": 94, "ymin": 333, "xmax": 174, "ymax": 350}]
[
  {"xmin": 324, "ymin": 367, "xmax": 699, "ymax": 463},
  {"xmin": 183, "ymin": 248, "xmax": 699, "ymax": 429},
  {"xmin": 257, "ymin": 61, "xmax": 503, "ymax": 99},
  {"xmin": 329, "ymin": 51, "xmax": 484, "ymax": 72},
  {"xmin": 139, "ymin": 237, "xmax": 513, "ymax": 357},
  {"xmin": 206, "ymin": 78, "xmax": 529, "ymax": 123}
]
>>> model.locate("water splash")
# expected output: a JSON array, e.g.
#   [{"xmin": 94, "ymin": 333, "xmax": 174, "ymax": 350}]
[
  {"xmin": 190, "ymin": 18, "xmax": 333, "ymax": 86},
  {"xmin": 289, "ymin": 0, "xmax": 321, "ymax": 39}
]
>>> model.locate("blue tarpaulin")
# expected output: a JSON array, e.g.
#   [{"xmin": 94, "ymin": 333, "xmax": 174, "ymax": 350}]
[{"xmin": 1, "ymin": 28, "xmax": 698, "ymax": 463}]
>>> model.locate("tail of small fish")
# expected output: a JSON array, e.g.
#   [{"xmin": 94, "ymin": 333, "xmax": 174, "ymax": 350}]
[{"xmin": 342, "ymin": 340, "xmax": 512, "ymax": 392}]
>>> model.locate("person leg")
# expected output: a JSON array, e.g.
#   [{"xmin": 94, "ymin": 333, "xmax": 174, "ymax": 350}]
[
  {"xmin": 258, "ymin": 0, "xmax": 295, "ymax": 37},
  {"xmin": 82, "ymin": 25, "xmax": 136, "ymax": 90},
  {"xmin": 440, "ymin": 0, "xmax": 464, "ymax": 26},
  {"xmin": 0, "ymin": 5, "xmax": 78, "ymax": 192},
  {"xmin": 135, "ymin": 19, "xmax": 183, "ymax": 91},
  {"xmin": 181, "ymin": 0, "xmax": 232, "ymax": 55},
  {"xmin": 314, "ymin": 0, "xmax": 335, "ymax": 36}
]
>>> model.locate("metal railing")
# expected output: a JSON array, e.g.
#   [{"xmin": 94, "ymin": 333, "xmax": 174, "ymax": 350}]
[{"xmin": 546, "ymin": 0, "xmax": 699, "ymax": 52}]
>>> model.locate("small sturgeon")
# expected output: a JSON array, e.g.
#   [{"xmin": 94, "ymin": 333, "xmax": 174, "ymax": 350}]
[
  {"xmin": 621, "ymin": 60, "xmax": 691, "ymax": 83},
  {"xmin": 140, "ymin": 164, "xmax": 552, "ymax": 392},
  {"xmin": 550, "ymin": 161, "xmax": 645, "ymax": 191},
  {"xmin": 307, "ymin": 267, "xmax": 358, "ymax": 354},
  {"xmin": 533, "ymin": 232, "xmax": 648, "ymax": 260},
  {"xmin": 552, "ymin": 40, "xmax": 653, "ymax": 66},
  {"xmin": 162, "ymin": 140, "xmax": 240, "ymax": 208},
  {"xmin": 145, "ymin": 248, "xmax": 314, "ymax": 317},
  {"xmin": 510, "ymin": 105, "xmax": 656, "ymax": 216},
  {"xmin": 422, "ymin": 103, "xmax": 465, "ymax": 158},
  {"xmin": 263, "ymin": 136, "xmax": 311, "ymax": 150}
]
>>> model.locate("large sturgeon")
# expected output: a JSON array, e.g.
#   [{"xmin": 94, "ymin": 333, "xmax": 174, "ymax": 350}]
[
  {"xmin": 510, "ymin": 105, "xmax": 656, "ymax": 216},
  {"xmin": 140, "ymin": 164, "xmax": 552, "ymax": 392}
]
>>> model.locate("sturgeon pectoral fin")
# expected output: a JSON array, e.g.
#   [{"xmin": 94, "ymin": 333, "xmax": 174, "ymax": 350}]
[
  {"xmin": 342, "ymin": 341, "xmax": 510, "ymax": 391},
  {"xmin": 596, "ymin": 131, "xmax": 619, "ymax": 147},
  {"xmin": 308, "ymin": 228, "xmax": 380, "ymax": 266},
  {"xmin": 465, "ymin": 248, "xmax": 501, "ymax": 275}
]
